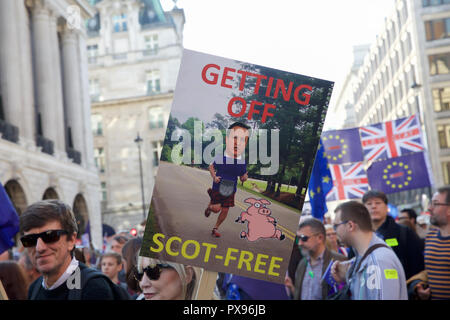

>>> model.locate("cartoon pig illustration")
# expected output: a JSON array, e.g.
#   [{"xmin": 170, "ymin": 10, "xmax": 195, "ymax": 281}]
[{"xmin": 235, "ymin": 198, "xmax": 285, "ymax": 242}]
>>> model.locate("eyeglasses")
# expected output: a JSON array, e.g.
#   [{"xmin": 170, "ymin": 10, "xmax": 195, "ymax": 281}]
[
  {"xmin": 429, "ymin": 202, "xmax": 450, "ymax": 208},
  {"xmin": 297, "ymin": 234, "xmax": 318, "ymax": 242},
  {"xmin": 20, "ymin": 230, "xmax": 69, "ymax": 248},
  {"xmin": 333, "ymin": 221, "xmax": 349, "ymax": 231},
  {"xmin": 134, "ymin": 264, "xmax": 172, "ymax": 282}
]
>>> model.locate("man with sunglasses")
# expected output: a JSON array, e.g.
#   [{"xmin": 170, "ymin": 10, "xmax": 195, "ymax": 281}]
[
  {"xmin": 412, "ymin": 186, "xmax": 450, "ymax": 300},
  {"xmin": 331, "ymin": 201, "xmax": 407, "ymax": 300},
  {"xmin": 293, "ymin": 218, "xmax": 346, "ymax": 300},
  {"xmin": 20, "ymin": 200, "xmax": 115, "ymax": 300}
]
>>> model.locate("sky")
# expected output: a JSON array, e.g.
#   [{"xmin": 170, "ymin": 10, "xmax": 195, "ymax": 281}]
[{"xmin": 160, "ymin": 0, "xmax": 396, "ymax": 128}]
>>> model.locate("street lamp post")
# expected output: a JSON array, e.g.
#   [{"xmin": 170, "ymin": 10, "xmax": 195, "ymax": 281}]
[
  {"xmin": 410, "ymin": 82, "xmax": 433, "ymax": 203},
  {"xmin": 134, "ymin": 133, "xmax": 146, "ymax": 219}
]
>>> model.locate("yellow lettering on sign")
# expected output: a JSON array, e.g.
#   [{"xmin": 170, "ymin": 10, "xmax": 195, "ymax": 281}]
[
  {"xmin": 268, "ymin": 256, "xmax": 283, "ymax": 277},
  {"xmin": 224, "ymin": 248, "xmax": 239, "ymax": 266},
  {"xmin": 181, "ymin": 240, "xmax": 200, "ymax": 259},
  {"xmin": 237, "ymin": 250, "xmax": 254, "ymax": 271},
  {"xmin": 166, "ymin": 236, "xmax": 182, "ymax": 256},
  {"xmin": 202, "ymin": 242, "xmax": 217, "ymax": 263},
  {"xmin": 150, "ymin": 233, "xmax": 165, "ymax": 253},
  {"xmin": 254, "ymin": 254, "xmax": 269, "ymax": 274}
]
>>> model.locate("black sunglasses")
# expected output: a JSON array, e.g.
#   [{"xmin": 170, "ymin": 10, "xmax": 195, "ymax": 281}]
[
  {"xmin": 20, "ymin": 229, "xmax": 69, "ymax": 248},
  {"xmin": 333, "ymin": 220, "xmax": 349, "ymax": 231},
  {"xmin": 297, "ymin": 234, "xmax": 318, "ymax": 242},
  {"xmin": 134, "ymin": 264, "xmax": 172, "ymax": 282}
]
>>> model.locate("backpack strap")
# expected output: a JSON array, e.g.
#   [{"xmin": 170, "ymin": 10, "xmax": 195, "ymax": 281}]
[
  {"xmin": 68, "ymin": 267, "xmax": 105, "ymax": 300},
  {"xmin": 354, "ymin": 243, "xmax": 389, "ymax": 274},
  {"xmin": 30, "ymin": 276, "xmax": 43, "ymax": 300}
]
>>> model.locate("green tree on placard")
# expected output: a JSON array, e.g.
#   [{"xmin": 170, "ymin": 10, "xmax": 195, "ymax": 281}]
[
  {"xmin": 234, "ymin": 63, "xmax": 333, "ymax": 207},
  {"xmin": 206, "ymin": 113, "xmax": 229, "ymax": 131},
  {"xmin": 161, "ymin": 115, "xmax": 181, "ymax": 162}
]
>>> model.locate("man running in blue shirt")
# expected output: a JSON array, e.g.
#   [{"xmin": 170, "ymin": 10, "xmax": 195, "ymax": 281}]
[{"xmin": 204, "ymin": 122, "xmax": 249, "ymax": 238}]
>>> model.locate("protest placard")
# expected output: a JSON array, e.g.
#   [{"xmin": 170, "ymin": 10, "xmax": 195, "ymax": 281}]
[{"xmin": 140, "ymin": 49, "xmax": 334, "ymax": 284}]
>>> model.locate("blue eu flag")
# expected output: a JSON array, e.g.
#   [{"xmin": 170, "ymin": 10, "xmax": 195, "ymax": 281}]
[
  {"xmin": 308, "ymin": 140, "xmax": 333, "ymax": 221},
  {"xmin": 0, "ymin": 183, "xmax": 19, "ymax": 255}
]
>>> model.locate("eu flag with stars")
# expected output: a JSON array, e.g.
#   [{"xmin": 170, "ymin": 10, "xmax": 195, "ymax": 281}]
[
  {"xmin": 308, "ymin": 140, "xmax": 333, "ymax": 221},
  {"xmin": 322, "ymin": 128, "xmax": 363, "ymax": 164},
  {"xmin": 0, "ymin": 183, "xmax": 19, "ymax": 254},
  {"xmin": 367, "ymin": 152, "xmax": 431, "ymax": 194}
]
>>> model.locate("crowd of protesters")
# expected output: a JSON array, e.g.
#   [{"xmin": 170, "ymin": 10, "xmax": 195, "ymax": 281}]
[
  {"xmin": 0, "ymin": 199, "xmax": 200, "ymax": 300},
  {"xmin": 219, "ymin": 187, "xmax": 450, "ymax": 301},
  {"xmin": 0, "ymin": 185, "xmax": 448, "ymax": 300},
  {"xmin": 281, "ymin": 186, "xmax": 449, "ymax": 300}
]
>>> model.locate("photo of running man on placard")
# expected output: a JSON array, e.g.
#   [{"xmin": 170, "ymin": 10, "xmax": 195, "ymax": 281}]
[{"xmin": 205, "ymin": 122, "xmax": 250, "ymax": 238}]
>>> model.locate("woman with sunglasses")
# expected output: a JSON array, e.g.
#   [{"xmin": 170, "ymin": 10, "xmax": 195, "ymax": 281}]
[{"xmin": 135, "ymin": 256, "xmax": 197, "ymax": 300}]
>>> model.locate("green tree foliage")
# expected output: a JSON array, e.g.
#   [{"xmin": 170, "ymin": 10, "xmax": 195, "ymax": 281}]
[{"xmin": 235, "ymin": 63, "xmax": 333, "ymax": 204}]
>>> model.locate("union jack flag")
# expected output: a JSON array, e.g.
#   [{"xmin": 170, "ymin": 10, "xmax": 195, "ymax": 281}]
[
  {"xmin": 326, "ymin": 162, "xmax": 369, "ymax": 201},
  {"xmin": 359, "ymin": 114, "xmax": 424, "ymax": 162}
]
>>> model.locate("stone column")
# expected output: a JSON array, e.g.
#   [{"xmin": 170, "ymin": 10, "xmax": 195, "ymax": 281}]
[
  {"xmin": 61, "ymin": 26, "xmax": 83, "ymax": 154},
  {"xmin": 17, "ymin": 0, "xmax": 36, "ymax": 146},
  {"xmin": 32, "ymin": 2, "xmax": 59, "ymax": 147},
  {"xmin": 0, "ymin": 0, "xmax": 23, "ymax": 133},
  {"xmin": 78, "ymin": 29, "xmax": 96, "ymax": 170},
  {"xmin": 49, "ymin": 13, "xmax": 67, "ymax": 154}
]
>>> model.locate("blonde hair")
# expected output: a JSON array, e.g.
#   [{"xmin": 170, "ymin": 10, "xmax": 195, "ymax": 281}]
[{"xmin": 137, "ymin": 256, "xmax": 198, "ymax": 300}]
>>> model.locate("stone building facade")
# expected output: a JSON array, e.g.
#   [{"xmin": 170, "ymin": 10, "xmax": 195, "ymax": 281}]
[
  {"xmin": 87, "ymin": 0, "xmax": 185, "ymax": 230},
  {"xmin": 331, "ymin": 0, "xmax": 450, "ymax": 208},
  {"xmin": 0, "ymin": 0, "xmax": 102, "ymax": 248}
]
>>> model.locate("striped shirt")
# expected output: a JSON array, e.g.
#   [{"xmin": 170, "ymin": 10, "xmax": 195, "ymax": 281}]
[{"xmin": 424, "ymin": 228, "xmax": 450, "ymax": 300}]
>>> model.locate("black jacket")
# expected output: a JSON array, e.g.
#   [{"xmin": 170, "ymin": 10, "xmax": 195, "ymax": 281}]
[
  {"xmin": 376, "ymin": 215, "xmax": 424, "ymax": 279},
  {"xmin": 28, "ymin": 262, "xmax": 114, "ymax": 300}
]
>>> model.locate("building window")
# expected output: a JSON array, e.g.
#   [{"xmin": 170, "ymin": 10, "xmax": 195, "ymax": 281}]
[
  {"xmin": 408, "ymin": 65, "xmax": 417, "ymax": 88},
  {"xmin": 429, "ymin": 53, "xmax": 450, "ymax": 75},
  {"xmin": 101, "ymin": 182, "xmax": 107, "ymax": 201},
  {"xmin": 87, "ymin": 45, "xmax": 98, "ymax": 64},
  {"xmin": 425, "ymin": 18, "xmax": 450, "ymax": 41},
  {"xmin": 148, "ymin": 106, "xmax": 165, "ymax": 129},
  {"xmin": 443, "ymin": 162, "xmax": 450, "ymax": 185},
  {"xmin": 423, "ymin": 0, "xmax": 450, "ymax": 7},
  {"xmin": 113, "ymin": 13, "xmax": 127, "ymax": 33},
  {"xmin": 89, "ymin": 79, "xmax": 100, "ymax": 101},
  {"xmin": 146, "ymin": 70, "xmax": 161, "ymax": 94},
  {"xmin": 144, "ymin": 34, "xmax": 158, "ymax": 56},
  {"xmin": 438, "ymin": 124, "xmax": 450, "ymax": 148},
  {"xmin": 91, "ymin": 114, "xmax": 103, "ymax": 136},
  {"xmin": 94, "ymin": 147, "xmax": 106, "ymax": 172},
  {"xmin": 433, "ymin": 88, "xmax": 450, "ymax": 112}
]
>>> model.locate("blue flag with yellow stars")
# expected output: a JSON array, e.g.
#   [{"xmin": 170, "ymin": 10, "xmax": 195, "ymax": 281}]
[
  {"xmin": 367, "ymin": 152, "xmax": 431, "ymax": 194},
  {"xmin": 308, "ymin": 140, "xmax": 333, "ymax": 221},
  {"xmin": 322, "ymin": 128, "xmax": 363, "ymax": 164},
  {"xmin": 0, "ymin": 182, "xmax": 19, "ymax": 255}
]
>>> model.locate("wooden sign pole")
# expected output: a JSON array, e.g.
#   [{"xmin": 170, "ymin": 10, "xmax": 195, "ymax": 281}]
[
  {"xmin": 0, "ymin": 279, "xmax": 8, "ymax": 300},
  {"xmin": 194, "ymin": 270, "xmax": 218, "ymax": 300}
]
